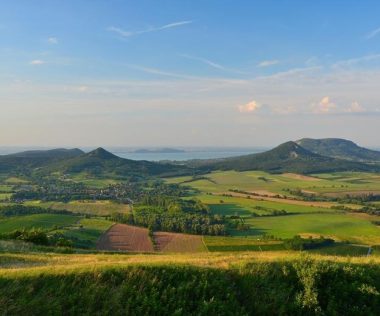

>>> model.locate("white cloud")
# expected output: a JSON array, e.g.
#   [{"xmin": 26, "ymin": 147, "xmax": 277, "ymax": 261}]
[
  {"xmin": 346, "ymin": 101, "xmax": 365, "ymax": 113},
  {"xmin": 312, "ymin": 96, "xmax": 336, "ymax": 114},
  {"xmin": 30, "ymin": 60, "xmax": 45, "ymax": 65},
  {"xmin": 107, "ymin": 20, "xmax": 192, "ymax": 38},
  {"xmin": 48, "ymin": 37, "xmax": 58, "ymax": 44},
  {"xmin": 238, "ymin": 100, "xmax": 261, "ymax": 113},
  {"xmin": 366, "ymin": 27, "xmax": 380, "ymax": 39},
  {"xmin": 257, "ymin": 60, "xmax": 279, "ymax": 67}
]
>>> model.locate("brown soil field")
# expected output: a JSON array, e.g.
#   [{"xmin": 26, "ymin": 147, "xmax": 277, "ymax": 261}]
[
  {"xmin": 154, "ymin": 232, "xmax": 207, "ymax": 253},
  {"xmin": 282, "ymin": 173, "xmax": 321, "ymax": 181},
  {"xmin": 96, "ymin": 224, "xmax": 154, "ymax": 252}
]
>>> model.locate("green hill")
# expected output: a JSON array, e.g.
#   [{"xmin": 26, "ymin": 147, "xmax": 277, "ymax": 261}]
[
  {"xmin": 297, "ymin": 138, "xmax": 380, "ymax": 162},
  {"xmin": 43, "ymin": 147, "xmax": 189, "ymax": 177},
  {"xmin": 200, "ymin": 141, "xmax": 378, "ymax": 174},
  {"xmin": 0, "ymin": 148, "xmax": 84, "ymax": 174}
]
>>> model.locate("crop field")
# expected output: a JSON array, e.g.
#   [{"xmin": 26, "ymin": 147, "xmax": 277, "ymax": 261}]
[
  {"xmin": 24, "ymin": 200, "xmax": 131, "ymax": 216},
  {"xmin": 97, "ymin": 224, "xmax": 154, "ymax": 252},
  {"xmin": 167, "ymin": 171, "xmax": 380, "ymax": 246},
  {"xmin": 204, "ymin": 236, "xmax": 285, "ymax": 252},
  {"xmin": 0, "ymin": 214, "xmax": 79, "ymax": 233},
  {"xmin": 245, "ymin": 213, "xmax": 380, "ymax": 244},
  {"xmin": 168, "ymin": 170, "xmax": 380, "ymax": 196},
  {"xmin": 154, "ymin": 232, "xmax": 207, "ymax": 252}
]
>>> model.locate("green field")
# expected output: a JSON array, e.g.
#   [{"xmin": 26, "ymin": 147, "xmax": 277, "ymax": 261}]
[
  {"xmin": 53, "ymin": 218, "xmax": 113, "ymax": 248},
  {"xmin": 24, "ymin": 200, "xmax": 131, "ymax": 216},
  {"xmin": 0, "ymin": 214, "xmax": 78, "ymax": 233},
  {"xmin": 167, "ymin": 170, "xmax": 380, "ymax": 196},
  {"xmin": 168, "ymin": 171, "xmax": 380, "ymax": 246},
  {"xmin": 245, "ymin": 213, "xmax": 380, "ymax": 244}
]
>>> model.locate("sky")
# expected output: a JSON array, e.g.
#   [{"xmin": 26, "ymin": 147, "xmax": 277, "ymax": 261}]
[{"xmin": 1, "ymin": 0, "xmax": 380, "ymax": 147}]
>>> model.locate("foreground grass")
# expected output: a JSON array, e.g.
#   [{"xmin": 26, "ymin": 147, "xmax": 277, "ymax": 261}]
[{"xmin": 1, "ymin": 252, "xmax": 380, "ymax": 315}]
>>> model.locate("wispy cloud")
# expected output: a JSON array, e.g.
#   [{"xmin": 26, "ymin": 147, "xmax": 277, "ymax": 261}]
[
  {"xmin": 30, "ymin": 60, "xmax": 45, "ymax": 65},
  {"xmin": 126, "ymin": 64, "xmax": 195, "ymax": 79},
  {"xmin": 180, "ymin": 54, "xmax": 247, "ymax": 74},
  {"xmin": 366, "ymin": 27, "xmax": 380, "ymax": 39},
  {"xmin": 107, "ymin": 20, "xmax": 192, "ymax": 38},
  {"xmin": 257, "ymin": 60, "xmax": 279, "ymax": 67},
  {"xmin": 48, "ymin": 37, "xmax": 58, "ymax": 44},
  {"xmin": 332, "ymin": 54, "xmax": 380, "ymax": 68}
]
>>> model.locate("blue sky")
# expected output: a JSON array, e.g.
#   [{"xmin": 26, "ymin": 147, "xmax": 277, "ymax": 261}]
[{"xmin": 1, "ymin": 0, "xmax": 380, "ymax": 147}]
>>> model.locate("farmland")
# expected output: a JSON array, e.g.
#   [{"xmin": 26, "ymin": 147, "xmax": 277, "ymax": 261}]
[{"xmin": 167, "ymin": 170, "xmax": 380, "ymax": 247}]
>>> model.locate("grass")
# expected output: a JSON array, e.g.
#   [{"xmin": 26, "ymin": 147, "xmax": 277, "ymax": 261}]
[
  {"xmin": 54, "ymin": 218, "xmax": 113, "ymax": 248},
  {"xmin": 204, "ymin": 236, "xmax": 285, "ymax": 252},
  {"xmin": 24, "ymin": 200, "xmax": 131, "ymax": 216},
  {"xmin": 245, "ymin": 213, "xmax": 380, "ymax": 244},
  {"xmin": 1, "ymin": 252, "xmax": 380, "ymax": 315},
  {"xmin": 0, "ymin": 214, "xmax": 78, "ymax": 233}
]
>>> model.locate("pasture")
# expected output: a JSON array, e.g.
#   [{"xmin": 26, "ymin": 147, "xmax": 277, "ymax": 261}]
[
  {"xmin": 0, "ymin": 214, "xmax": 78, "ymax": 233},
  {"xmin": 24, "ymin": 200, "xmax": 131, "ymax": 216}
]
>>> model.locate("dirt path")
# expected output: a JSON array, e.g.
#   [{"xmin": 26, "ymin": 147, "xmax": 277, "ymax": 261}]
[{"xmin": 96, "ymin": 224, "xmax": 154, "ymax": 252}]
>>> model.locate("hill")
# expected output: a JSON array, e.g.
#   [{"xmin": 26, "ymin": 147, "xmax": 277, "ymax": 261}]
[
  {"xmin": 296, "ymin": 138, "xmax": 380, "ymax": 162},
  {"xmin": 0, "ymin": 148, "xmax": 84, "ymax": 174},
  {"xmin": 43, "ymin": 147, "xmax": 190, "ymax": 177},
  {"xmin": 198, "ymin": 141, "xmax": 378, "ymax": 174}
]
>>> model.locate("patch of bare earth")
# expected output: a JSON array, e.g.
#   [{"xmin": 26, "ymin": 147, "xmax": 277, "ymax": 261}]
[
  {"xmin": 96, "ymin": 224, "xmax": 154, "ymax": 252},
  {"xmin": 154, "ymin": 232, "xmax": 207, "ymax": 253},
  {"xmin": 282, "ymin": 173, "xmax": 321, "ymax": 181}
]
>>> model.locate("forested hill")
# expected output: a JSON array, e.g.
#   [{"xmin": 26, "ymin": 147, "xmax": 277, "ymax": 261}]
[
  {"xmin": 0, "ymin": 148, "xmax": 84, "ymax": 173},
  {"xmin": 296, "ymin": 138, "xmax": 380, "ymax": 162},
  {"xmin": 194, "ymin": 141, "xmax": 379, "ymax": 174},
  {"xmin": 40, "ymin": 147, "xmax": 190, "ymax": 177}
]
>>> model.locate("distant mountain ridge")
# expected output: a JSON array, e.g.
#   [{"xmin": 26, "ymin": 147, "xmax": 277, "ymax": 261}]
[
  {"xmin": 195, "ymin": 141, "xmax": 379, "ymax": 174},
  {"xmin": 296, "ymin": 138, "xmax": 380, "ymax": 162}
]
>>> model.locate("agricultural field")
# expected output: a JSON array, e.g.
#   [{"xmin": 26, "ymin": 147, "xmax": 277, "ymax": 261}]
[
  {"xmin": 0, "ymin": 214, "xmax": 78, "ymax": 233},
  {"xmin": 167, "ymin": 171, "xmax": 380, "ymax": 247},
  {"xmin": 24, "ymin": 200, "xmax": 131, "ymax": 216},
  {"xmin": 154, "ymin": 232, "xmax": 207, "ymax": 252},
  {"xmin": 97, "ymin": 224, "xmax": 154, "ymax": 252}
]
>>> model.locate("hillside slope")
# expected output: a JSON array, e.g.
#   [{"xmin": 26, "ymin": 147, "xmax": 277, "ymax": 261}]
[
  {"xmin": 199, "ymin": 141, "xmax": 378, "ymax": 174},
  {"xmin": 297, "ymin": 138, "xmax": 380, "ymax": 162},
  {"xmin": 0, "ymin": 148, "xmax": 84, "ymax": 173},
  {"xmin": 42, "ymin": 147, "xmax": 190, "ymax": 177}
]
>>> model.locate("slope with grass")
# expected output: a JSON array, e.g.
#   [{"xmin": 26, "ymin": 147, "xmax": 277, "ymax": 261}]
[
  {"xmin": 297, "ymin": 138, "xmax": 380, "ymax": 162},
  {"xmin": 1, "ymin": 252, "xmax": 380, "ymax": 315}
]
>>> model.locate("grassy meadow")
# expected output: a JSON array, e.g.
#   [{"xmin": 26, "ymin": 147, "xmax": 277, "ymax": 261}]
[{"xmin": 1, "ymin": 252, "xmax": 380, "ymax": 315}]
